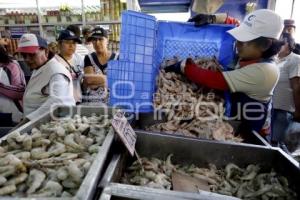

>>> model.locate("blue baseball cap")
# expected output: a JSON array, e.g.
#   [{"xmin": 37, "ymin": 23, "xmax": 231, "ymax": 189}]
[
  {"xmin": 88, "ymin": 27, "xmax": 108, "ymax": 41},
  {"xmin": 57, "ymin": 30, "xmax": 81, "ymax": 43}
]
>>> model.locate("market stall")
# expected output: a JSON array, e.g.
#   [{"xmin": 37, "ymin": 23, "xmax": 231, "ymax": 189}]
[
  {"xmin": 1, "ymin": 0, "xmax": 300, "ymax": 199},
  {"xmin": 0, "ymin": 106, "xmax": 116, "ymax": 198},
  {"xmin": 98, "ymin": 131, "xmax": 300, "ymax": 200}
]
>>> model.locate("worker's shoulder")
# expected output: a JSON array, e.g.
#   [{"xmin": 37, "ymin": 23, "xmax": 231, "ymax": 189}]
[
  {"xmin": 229, "ymin": 62, "xmax": 278, "ymax": 80},
  {"xmin": 238, "ymin": 61, "xmax": 276, "ymax": 73}
]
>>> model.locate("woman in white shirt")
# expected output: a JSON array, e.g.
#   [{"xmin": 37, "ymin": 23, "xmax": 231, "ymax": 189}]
[
  {"xmin": 82, "ymin": 27, "xmax": 118, "ymax": 105},
  {"xmin": 56, "ymin": 29, "xmax": 84, "ymax": 104}
]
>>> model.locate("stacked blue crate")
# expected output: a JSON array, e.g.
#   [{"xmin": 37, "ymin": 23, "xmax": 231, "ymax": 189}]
[
  {"xmin": 119, "ymin": 11, "xmax": 156, "ymax": 64},
  {"xmin": 108, "ymin": 10, "xmax": 236, "ymax": 114},
  {"xmin": 108, "ymin": 11, "xmax": 158, "ymax": 113},
  {"xmin": 107, "ymin": 60, "xmax": 156, "ymax": 112}
]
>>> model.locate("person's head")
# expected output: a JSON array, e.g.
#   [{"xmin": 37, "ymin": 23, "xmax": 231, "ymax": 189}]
[
  {"xmin": 66, "ymin": 24, "xmax": 81, "ymax": 38},
  {"xmin": 0, "ymin": 37, "xmax": 10, "ymax": 46},
  {"xmin": 0, "ymin": 45, "xmax": 12, "ymax": 64},
  {"xmin": 278, "ymin": 32, "xmax": 296, "ymax": 57},
  {"xmin": 48, "ymin": 41, "xmax": 58, "ymax": 54},
  {"xmin": 57, "ymin": 30, "xmax": 81, "ymax": 57},
  {"xmin": 82, "ymin": 25, "xmax": 93, "ymax": 41},
  {"xmin": 283, "ymin": 19, "xmax": 296, "ymax": 36},
  {"xmin": 17, "ymin": 33, "xmax": 49, "ymax": 69},
  {"xmin": 228, "ymin": 9, "xmax": 284, "ymax": 61},
  {"xmin": 88, "ymin": 28, "xmax": 108, "ymax": 54}
]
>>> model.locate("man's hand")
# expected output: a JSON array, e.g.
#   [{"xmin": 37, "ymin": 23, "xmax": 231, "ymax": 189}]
[
  {"xmin": 188, "ymin": 13, "xmax": 240, "ymax": 27},
  {"xmin": 164, "ymin": 61, "xmax": 183, "ymax": 74},
  {"xmin": 188, "ymin": 14, "xmax": 216, "ymax": 26},
  {"xmin": 164, "ymin": 58, "xmax": 197, "ymax": 74}
]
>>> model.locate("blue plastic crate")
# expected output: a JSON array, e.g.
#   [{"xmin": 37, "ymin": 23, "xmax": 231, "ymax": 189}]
[
  {"xmin": 109, "ymin": 11, "xmax": 236, "ymax": 114},
  {"xmin": 107, "ymin": 60, "xmax": 156, "ymax": 113},
  {"xmin": 119, "ymin": 11, "xmax": 156, "ymax": 64},
  {"xmin": 155, "ymin": 21, "xmax": 236, "ymax": 70}
]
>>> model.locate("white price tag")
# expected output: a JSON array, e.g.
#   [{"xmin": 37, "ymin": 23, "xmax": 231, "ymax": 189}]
[{"xmin": 111, "ymin": 110, "xmax": 137, "ymax": 156}]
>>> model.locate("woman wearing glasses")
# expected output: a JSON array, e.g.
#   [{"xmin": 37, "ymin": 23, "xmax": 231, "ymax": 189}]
[
  {"xmin": 82, "ymin": 27, "xmax": 118, "ymax": 105},
  {"xmin": 15, "ymin": 33, "xmax": 75, "ymax": 128},
  {"xmin": 55, "ymin": 29, "xmax": 84, "ymax": 104}
]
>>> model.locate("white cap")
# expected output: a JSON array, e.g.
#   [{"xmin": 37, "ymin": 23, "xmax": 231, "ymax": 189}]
[
  {"xmin": 17, "ymin": 33, "xmax": 47, "ymax": 54},
  {"xmin": 227, "ymin": 9, "xmax": 284, "ymax": 42}
]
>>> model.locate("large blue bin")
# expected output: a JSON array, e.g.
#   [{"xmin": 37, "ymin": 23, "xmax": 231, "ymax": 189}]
[{"xmin": 108, "ymin": 11, "xmax": 236, "ymax": 113}]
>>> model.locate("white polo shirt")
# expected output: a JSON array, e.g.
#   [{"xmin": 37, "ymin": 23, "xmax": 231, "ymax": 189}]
[
  {"xmin": 222, "ymin": 62, "xmax": 279, "ymax": 102},
  {"xmin": 55, "ymin": 53, "xmax": 84, "ymax": 103},
  {"xmin": 273, "ymin": 52, "xmax": 300, "ymax": 112}
]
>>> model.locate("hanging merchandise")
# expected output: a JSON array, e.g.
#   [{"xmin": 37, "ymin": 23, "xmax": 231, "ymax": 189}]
[
  {"xmin": 192, "ymin": 0, "xmax": 224, "ymax": 14},
  {"xmin": 245, "ymin": 1, "xmax": 257, "ymax": 14},
  {"xmin": 110, "ymin": 0, "xmax": 115, "ymax": 22},
  {"xmin": 115, "ymin": 0, "xmax": 120, "ymax": 20},
  {"xmin": 0, "ymin": 0, "xmax": 132, "ymax": 55},
  {"xmin": 9, "ymin": 27, "xmax": 28, "ymax": 38},
  {"xmin": 101, "ymin": 0, "xmax": 109, "ymax": 21}
]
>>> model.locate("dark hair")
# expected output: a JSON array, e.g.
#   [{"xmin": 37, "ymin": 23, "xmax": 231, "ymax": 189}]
[
  {"xmin": 82, "ymin": 25, "xmax": 93, "ymax": 36},
  {"xmin": 293, "ymin": 43, "xmax": 300, "ymax": 55},
  {"xmin": 66, "ymin": 25, "xmax": 81, "ymax": 38},
  {"xmin": 250, "ymin": 37, "xmax": 284, "ymax": 59},
  {"xmin": 0, "ymin": 45, "xmax": 12, "ymax": 64},
  {"xmin": 281, "ymin": 32, "xmax": 296, "ymax": 51}
]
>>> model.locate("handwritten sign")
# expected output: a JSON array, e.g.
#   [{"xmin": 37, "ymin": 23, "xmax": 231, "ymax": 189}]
[{"xmin": 111, "ymin": 110, "xmax": 137, "ymax": 156}]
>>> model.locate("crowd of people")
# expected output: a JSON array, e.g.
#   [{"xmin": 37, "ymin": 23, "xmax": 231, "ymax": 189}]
[
  {"xmin": 0, "ymin": 24, "xmax": 118, "ymax": 129},
  {"xmin": 0, "ymin": 9, "xmax": 299, "ymax": 152}
]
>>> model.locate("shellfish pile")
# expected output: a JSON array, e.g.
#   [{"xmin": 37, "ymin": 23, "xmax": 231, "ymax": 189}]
[
  {"xmin": 0, "ymin": 114, "xmax": 113, "ymax": 197},
  {"xmin": 147, "ymin": 57, "xmax": 242, "ymax": 142},
  {"xmin": 122, "ymin": 155, "xmax": 297, "ymax": 200}
]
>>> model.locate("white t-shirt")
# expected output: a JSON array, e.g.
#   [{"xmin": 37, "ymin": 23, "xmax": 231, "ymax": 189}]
[
  {"xmin": 222, "ymin": 62, "xmax": 279, "ymax": 102},
  {"xmin": 273, "ymin": 52, "xmax": 300, "ymax": 112},
  {"xmin": 55, "ymin": 53, "xmax": 84, "ymax": 103},
  {"xmin": 67, "ymin": 53, "xmax": 84, "ymax": 71},
  {"xmin": 84, "ymin": 43, "xmax": 95, "ymax": 53},
  {"xmin": 76, "ymin": 44, "xmax": 89, "ymax": 57}
]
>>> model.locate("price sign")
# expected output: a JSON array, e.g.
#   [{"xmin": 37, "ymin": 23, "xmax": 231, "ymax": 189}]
[{"xmin": 111, "ymin": 110, "xmax": 137, "ymax": 156}]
